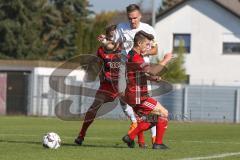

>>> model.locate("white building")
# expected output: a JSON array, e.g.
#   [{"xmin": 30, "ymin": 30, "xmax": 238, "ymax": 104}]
[
  {"xmin": 0, "ymin": 60, "xmax": 86, "ymax": 115},
  {"xmin": 0, "ymin": 60, "xmax": 125, "ymax": 118},
  {"xmin": 155, "ymin": 0, "xmax": 240, "ymax": 86}
]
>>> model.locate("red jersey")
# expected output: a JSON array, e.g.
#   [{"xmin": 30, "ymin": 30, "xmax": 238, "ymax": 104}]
[
  {"xmin": 125, "ymin": 49, "xmax": 150, "ymax": 105},
  {"xmin": 97, "ymin": 46, "xmax": 121, "ymax": 83}
]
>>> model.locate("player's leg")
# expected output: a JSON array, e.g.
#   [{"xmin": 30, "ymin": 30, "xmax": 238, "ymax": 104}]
[
  {"xmin": 75, "ymin": 99, "xmax": 104, "ymax": 145},
  {"xmin": 150, "ymin": 126, "xmax": 156, "ymax": 144},
  {"xmin": 136, "ymin": 117, "xmax": 147, "ymax": 148},
  {"xmin": 122, "ymin": 97, "xmax": 157, "ymax": 148},
  {"xmin": 120, "ymin": 100, "xmax": 138, "ymax": 133},
  {"xmin": 122, "ymin": 98, "xmax": 169, "ymax": 149},
  {"xmin": 138, "ymin": 121, "xmax": 157, "ymax": 148},
  {"xmin": 147, "ymin": 80, "xmax": 157, "ymax": 144},
  {"xmin": 75, "ymin": 85, "xmax": 115, "ymax": 145},
  {"xmin": 150, "ymin": 102, "xmax": 169, "ymax": 149},
  {"xmin": 153, "ymin": 116, "xmax": 168, "ymax": 149},
  {"xmin": 122, "ymin": 120, "xmax": 152, "ymax": 148},
  {"xmin": 137, "ymin": 131, "xmax": 147, "ymax": 148},
  {"xmin": 150, "ymin": 102, "xmax": 168, "ymax": 118},
  {"xmin": 120, "ymin": 100, "xmax": 147, "ymax": 148}
]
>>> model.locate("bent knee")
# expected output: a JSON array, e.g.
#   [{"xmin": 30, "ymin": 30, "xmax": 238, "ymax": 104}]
[{"xmin": 156, "ymin": 105, "xmax": 168, "ymax": 117}]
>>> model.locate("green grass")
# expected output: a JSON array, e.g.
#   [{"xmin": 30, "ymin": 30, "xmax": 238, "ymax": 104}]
[{"xmin": 0, "ymin": 116, "xmax": 240, "ymax": 160}]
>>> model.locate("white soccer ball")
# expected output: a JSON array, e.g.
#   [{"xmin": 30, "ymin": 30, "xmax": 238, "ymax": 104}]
[{"xmin": 42, "ymin": 132, "xmax": 61, "ymax": 149}]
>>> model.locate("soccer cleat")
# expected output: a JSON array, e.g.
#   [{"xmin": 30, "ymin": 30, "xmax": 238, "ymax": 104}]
[
  {"xmin": 152, "ymin": 143, "xmax": 169, "ymax": 150},
  {"xmin": 74, "ymin": 136, "xmax": 84, "ymax": 145},
  {"xmin": 127, "ymin": 122, "xmax": 138, "ymax": 134},
  {"xmin": 139, "ymin": 143, "xmax": 148, "ymax": 149},
  {"xmin": 122, "ymin": 135, "xmax": 135, "ymax": 148}
]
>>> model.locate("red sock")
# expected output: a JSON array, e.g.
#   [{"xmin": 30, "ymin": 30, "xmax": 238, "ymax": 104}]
[
  {"xmin": 128, "ymin": 121, "xmax": 151, "ymax": 140},
  {"xmin": 79, "ymin": 107, "xmax": 99, "ymax": 138},
  {"xmin": 155, "ymin": 117, "xmax": 168, "ymax": 144},
  {"xmin": 137, "ymin": 131, "xmax": 145, "ymax": 144}
]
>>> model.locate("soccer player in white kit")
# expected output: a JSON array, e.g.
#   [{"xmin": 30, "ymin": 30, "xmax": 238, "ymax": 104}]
[{"xmin": 114, "ymin": 4, "xmax": 158, "ymax": 147}]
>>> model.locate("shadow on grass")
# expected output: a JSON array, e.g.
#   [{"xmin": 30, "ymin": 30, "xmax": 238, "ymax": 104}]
[
  {"xmin": 0, "ymin": 139, "xmax": 128, "ymax": 149},
  {"xmin": 0, "ymin": 139, "xmax": 42, "ymax": 145},
  {"xmin": 62, "ymin": 143, "xmax": 127, "ymax": 149}
]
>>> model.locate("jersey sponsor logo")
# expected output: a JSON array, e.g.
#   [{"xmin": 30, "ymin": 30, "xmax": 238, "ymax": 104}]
[{"xmin": 108, "ymin": 62, "xmax": 121, "ymax": 68}]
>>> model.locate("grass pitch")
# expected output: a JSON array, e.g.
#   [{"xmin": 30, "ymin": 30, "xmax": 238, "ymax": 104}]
[{"xmin": 0, "ymin": 116, "xmax": 240, "ymax": 160}]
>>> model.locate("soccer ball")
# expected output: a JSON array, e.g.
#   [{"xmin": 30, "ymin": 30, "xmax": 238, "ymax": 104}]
[{"xmin": 42, "ymin": 132, "xmax": 61, "ymax": 149}]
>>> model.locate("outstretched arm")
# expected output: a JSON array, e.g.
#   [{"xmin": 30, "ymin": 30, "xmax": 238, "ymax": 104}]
[
  {"xmin": 159, "ymin": 52, "xmax": 173, "ymax": 66},
  {"xmin": 143, "ymin": 52, "xmax": 173, "ymax": 76}
]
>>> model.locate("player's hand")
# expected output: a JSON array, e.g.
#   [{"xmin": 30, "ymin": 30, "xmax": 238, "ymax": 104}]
[
  {"xmin": 163, "ymin": 52, "xmax": 173, "ymax": 62},
  {"xmin": 160, "ymin": 52, "xmax": 173, "ymax": 66},
  {"xmin": 146, "ymin": 75, "xmax": 162, "ymax": 82},
  {"xmin": 97, "ymin": 34, "xmax": 106, "ymax": 43}
]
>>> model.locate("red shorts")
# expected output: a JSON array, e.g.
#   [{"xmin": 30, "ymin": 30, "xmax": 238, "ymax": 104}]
[
  {"xmin": 132, "ymin": 97, "xmax": 157, "ymax": 115},
  {"xmin": 95, "ymin": 82, "xmax": 118, "ymax": 102}
]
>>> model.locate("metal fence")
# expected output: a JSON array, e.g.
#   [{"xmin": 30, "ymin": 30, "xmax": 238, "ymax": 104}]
[
  {"xmin": 1, "ymin": 72, "xmax": 239, "ymax": 123},
  {"xmin": 30, "ymin": 75, "xmax": 126, "ymax": 119},
  {"xmin": 29, "ymin": 75, "xmax": 240, "ymax": 123},
  {"xmin": 159, "ymin": 85, "xmax": 240, "ymax": 123}
]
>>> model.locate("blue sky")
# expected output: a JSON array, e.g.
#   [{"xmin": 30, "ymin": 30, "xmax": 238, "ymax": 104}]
[{"xmin": 88, "ymin": 0, "xmax": 162, "ymax": 13}]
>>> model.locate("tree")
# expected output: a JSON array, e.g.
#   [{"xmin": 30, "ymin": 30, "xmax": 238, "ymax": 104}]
[
  {"xmin": 162, "ymin": 41, "xmax": 188, "ymax": 83},
  {"xmin": 0, "ymin": 0, "xmax": 48, "ymax": 59},
  {"xmin": 75, "ymin": 11, "xmax": 117, "ymax": 55},
  {"xmin": 41, "ymin": 0, "xmax": 93, "ymax": 60}
]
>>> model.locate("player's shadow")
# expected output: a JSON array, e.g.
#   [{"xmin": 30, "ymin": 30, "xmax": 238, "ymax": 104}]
[
  {"xmin": 0, "ymin": 139, "xmax": 144, "ymax": 149},
  {"xmin": 62, "ymin": 143, "xmax": 127, "ymax": 149},
  {"xmin": 0, "ymin": 139, "xmax": 42, "ymax": 145}
]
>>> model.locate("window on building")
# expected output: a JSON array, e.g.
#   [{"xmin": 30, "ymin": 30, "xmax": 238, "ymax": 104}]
[
  {"xmin": 173, "ymin": 34, "xmax": 191, "ymax": 53},
  {"xmin": 223, "ymin": 42, "xmax": 240, "ymax": 54}
]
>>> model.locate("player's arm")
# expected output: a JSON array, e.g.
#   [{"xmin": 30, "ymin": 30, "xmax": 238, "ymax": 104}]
[
  {"xmin": 142, "ymin": 52, "xmax": 173, "ymax": 76},
  {"xmin": 98, "ymin": 60, "xmax": 105, "ymax": 82},
  {"xmin": 96, "ymin": 48, "xmax": 105, "ymax": 82},
  {"xmin": 159, "ymin": 52, "xmax": 172, "ymax": 66},
  {"xmin": 146, "ymin": 75, "xmax": 162, "ymax": 82}
]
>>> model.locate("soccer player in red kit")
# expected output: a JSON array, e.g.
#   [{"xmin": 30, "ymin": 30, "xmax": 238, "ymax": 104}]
[
  {"xmin": 122, "ymin": 30, "xmax": 172, "ymax": 149},
  {"xmin": 75, "ymin": 25, "xmax": 121, "ymax": 145}
]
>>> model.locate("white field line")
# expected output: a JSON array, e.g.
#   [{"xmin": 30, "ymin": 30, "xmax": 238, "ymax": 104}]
[
  {"xmin": 168, "ymin": 139, "xmax": 240, "ymax": 145},
  {"xmin": 175, "ymin": 152, "xmax": 240, "ymax": 160}
]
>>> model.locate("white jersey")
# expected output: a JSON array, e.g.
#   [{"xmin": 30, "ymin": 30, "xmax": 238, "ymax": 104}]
[
  {"xmin": 114, "ymin": 22, "xmax": 157, "ymax": 63},
  {"xmin": 115, "ymin": 22, "xmax": 156, "ymax": 95}
]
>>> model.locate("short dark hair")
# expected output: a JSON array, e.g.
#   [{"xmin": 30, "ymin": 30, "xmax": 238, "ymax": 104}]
[
  {"xmin": 126, "ymin": 4, "xmax": 140, "ymax": 13},
  {"xmin": 134, "ymin": 31, "xmax": 154, "ymax": 46},
  {"xmin": 105, "ymin": 24, "xmax": 117, "ymax": 37}
]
